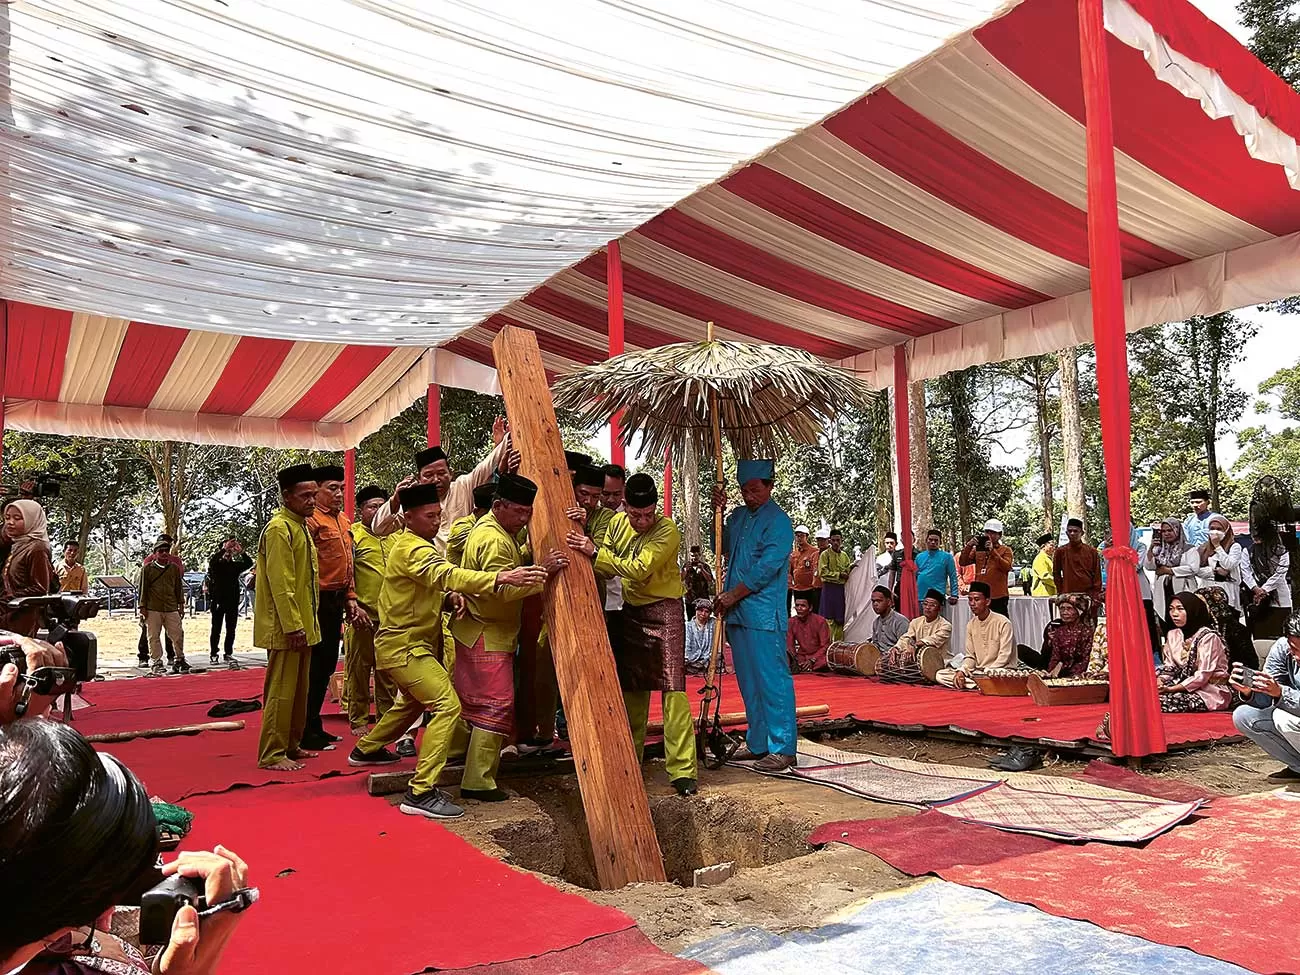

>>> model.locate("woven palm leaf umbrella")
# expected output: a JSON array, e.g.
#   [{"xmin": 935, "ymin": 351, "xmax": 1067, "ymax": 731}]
[{"xmin": 552, "ymin": 323, "xmax": 873, "ymax": 763}]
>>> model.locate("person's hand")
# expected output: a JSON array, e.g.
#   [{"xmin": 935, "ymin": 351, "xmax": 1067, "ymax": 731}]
[
  {"xmin": 497, "ymin": 565, "xmax": 549, "ymax": 589},
  {"xmin": 540, "ymin": 549, "xmax": 570, "ymax": 575},
  {"xmin": 711, "ymin": 485, "xmax": 727, "ymax": 512},
  {"xmin": 351, "ymin": 604, "xmax": 373, "ymax": 631},
  {"xmin": 565, "ymin": 530, "xmax": 596, "ymax": 557},
  {"xmin": 1228, "ymin": 667, "xmax": 1252, "ymax": 695},
  {"xmin": 1253, "ymin": 587, "xmax": 1268, "ymax": 605},
  {"xmin": 953, "ymin": 671, "xmax": 969, "ymax": 690},
  {"xmin": 447, "ymin": 592, "xmax": 469, "ymax": 620},
  {"xmin": 395, "ymin": 474, "xmax": 417, "ymax": 492},
  {"xmin": 565, "ymin": 505, "xmax": 587, "ymax": 527},
  {"xmin": 285, "ymin": 629, "xmax": 308, "ymax": 651},
  {"xmin": 492, "ymin": 416, "xmax": 507, "ymax": 445},
  {"xmin": 1252, "ymin": 672, "xmax": 1283, "ymax": 700},
  {"xmin": 0, "ymin": 637, "xmax": 70, "ymax": 724},
  {"xmin": 156, "ymin": 845, "xmax": 249, "ymax": 975},
  {"xmin": 714, "ymin": 590, "xmax": 737, "ymax": 615}
]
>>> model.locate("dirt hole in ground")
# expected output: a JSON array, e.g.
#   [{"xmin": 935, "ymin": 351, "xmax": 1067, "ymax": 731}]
[{"xmin": 489, "ymin": 777, "xmax": 813, "ymax": 889}]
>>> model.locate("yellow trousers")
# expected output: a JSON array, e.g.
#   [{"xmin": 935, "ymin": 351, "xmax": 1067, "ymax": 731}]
[
  {"xmin": 258, "ymin": 648, "xmax": 310, "ymax": 767},
  {"xmin": 462, "ymin": 727, "xmax": 505, "ymax": 791},
  {"xmin": 829, "ymin": 621, "xmax": 845, "ymax": 642},
  {"xmin": 343, "ymin": 625, "xmax": 397, "ymax": 728},
  {"xmin": 624, "ymin": 689, "xmax": 698, "ymax": 783},
  {"xmin": 356, "ymin": 648, "xmax": 461, "ymax": 796}
]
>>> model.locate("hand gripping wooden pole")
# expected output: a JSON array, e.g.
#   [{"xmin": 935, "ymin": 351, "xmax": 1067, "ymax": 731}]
[{"xmin": 491, "ymin": 325, "xmax": 666, "ymax": 888}]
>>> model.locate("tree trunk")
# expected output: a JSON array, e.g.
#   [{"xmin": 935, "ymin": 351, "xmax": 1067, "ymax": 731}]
[
  {"xmin": 869, "ymin": 391, "xmax": 893, "ymax": 542},
  {"xmin": 944, "ymin": 370, "xmax": 975, "ymax": 542},
  {"xmin": 681, "ymin": 444, "xmax": 701, "ymax": 557},
  {"xmin": 1035, "ymin": 362, "xmax": 1055, "ymax": 531},
  {"xmin": 1058, "ymin": 346, "xmax": 1087, "ymax": 518},
  {"xmin": 909, "ymin": 380, "xmax": 934, "ymax": 539}
]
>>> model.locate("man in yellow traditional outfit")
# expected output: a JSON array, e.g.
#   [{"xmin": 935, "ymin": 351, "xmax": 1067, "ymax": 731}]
[
  {"xmin": 347, "ymin": 483, "xmax": 548, "ymax": 819},
  {"xmin": 568, "ymin": 472, "xmax": 699, "ymax": 796},
  {"xmin": 255, "ymin": 464, "xmax": 321, "ymax": 772},
  {"xmin": 447, "ymin": 483, "xmax": 496, "ymax": 567},
  {"xmin": 453, "ymin": 472, "xmax": 566, "ymax": 801},
  {"xmin": 345, "ymin": 485, "xmax": 398, "ymax": 735},
  {"xmin": 817, "ymin": 528, "xmax": 853, "ymax": 641}
]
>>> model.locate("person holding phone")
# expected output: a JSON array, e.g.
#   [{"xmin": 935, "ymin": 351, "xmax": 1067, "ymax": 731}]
[{"xmin": 1231, "ymin": 613, "xmax": 1300, "ymax": 781}]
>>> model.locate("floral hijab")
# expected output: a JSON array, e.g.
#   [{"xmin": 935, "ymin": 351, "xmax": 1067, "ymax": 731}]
[{"xmin": 1151, "ymin": 517, "xmax": 1190, "ymax": 568}]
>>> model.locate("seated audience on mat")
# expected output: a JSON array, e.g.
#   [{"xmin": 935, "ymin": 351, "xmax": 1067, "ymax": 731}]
[
  {"xmin": 877, "ymin": 589, "xmax": 952, "ymax": 684},
  {"xmin": 868, "ymin": 585, "xmax": 909, "ymax": 652},
  {"xmin": 936, "ymin": 581, "xmax": 1017, "ymax": 690},
  {"xmin": 1201, "ymin": 586, "xmax": 1260, "ymax": 670},
  {"xmin": 958, "ymin": 520, "xmax": 1014, "ymax": 616},
  {"xmin": 786, "ymin": 596, "xmax": 831, "ymax": 673},
  {"xmin": 1020, "ymin": 593, "xmax": 1095, "ymax": 677},
  {"xmin": 685, "ymin": 598, "xmax": 714, "ymax": 675},
  {"xmin": 0, "ymin": 719, "xmax": 251, "ymax": 975},
  {"xmin": 818, "ymin": 529, "xmax": 853, "ymax": 640},
  {"xmin": 1231, "ymin": 614, "xmax": 1300, "ymax": 780},
  {"xmin": 1156, "ymin": 593, "xmax": 1230, "ymax": 713},
  {"xmin": 1030, "ymin": 532, "xmax": 1056, "ymax": 597}
]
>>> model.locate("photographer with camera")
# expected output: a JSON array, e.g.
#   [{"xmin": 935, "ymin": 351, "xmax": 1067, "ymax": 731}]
[
  {"xmin": 958, "ymin": 519, "xmax": 1015, "ymax": 617},
  {"xmin": 1231, "ymin": 613, "xmax": 1300, "ymax": 781},
  {"xmin": 0, "ymin": 719, "xmax": 252, "ymax": 975}
]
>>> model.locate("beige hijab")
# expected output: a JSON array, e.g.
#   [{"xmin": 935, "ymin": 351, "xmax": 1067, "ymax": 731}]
[{"xmin": 6, "ymin": 499, "xmax": 51, "ymax": 563}]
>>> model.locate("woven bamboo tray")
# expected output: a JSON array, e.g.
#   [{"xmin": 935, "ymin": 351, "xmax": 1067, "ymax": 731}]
[
  {"xmin": 970, "ymin": 669, "xmax": 1036, "ymax": 696},
  {"xmin": 1028, "ymin": 672, "xmax": 1110, "ymax": 706}
]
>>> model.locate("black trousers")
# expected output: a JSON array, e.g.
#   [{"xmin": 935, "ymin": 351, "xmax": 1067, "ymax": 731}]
[
  {"xmin": 990, "ymin": 596, "xmax": 1010, "ymax": 618},
  {"xmin": 306, "ymin": 589, "xmax": 347, "ymax": 738},
  {"xmin": 209, "ymin": 598, "xmax": 239, "ymax": 657}
]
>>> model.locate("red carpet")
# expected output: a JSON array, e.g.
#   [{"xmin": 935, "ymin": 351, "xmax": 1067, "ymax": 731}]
[
  {"xmin": 80, "ymin": 667, "xmax": 268, "ymax": 712},
  {"xmin": 649, "ymin": 674, "xmax": 1239, "ymax": 749},
  {"xmin": 440, "ymin": 929, "xmax": 706, "ymax": 974},
  {"xmin": 812, "ymin": 792, "xmax": 1295, "ymax": 973},
  {"xmin": 180, "ymin": 777, "xmax": 636, "ymax": 973}
]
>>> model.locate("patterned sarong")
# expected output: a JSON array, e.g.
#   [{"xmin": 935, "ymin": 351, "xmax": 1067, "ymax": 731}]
[
  {"xmin": 820, "ymin": 582, "xmax": 846, "ymax": 624},
  {"xmin": 452, "ymin": 635, "xmax": 515, "ymax": 736},
  {"xmin": 619, "ymin": 597, "xmax": 686, "ymax": 692}
]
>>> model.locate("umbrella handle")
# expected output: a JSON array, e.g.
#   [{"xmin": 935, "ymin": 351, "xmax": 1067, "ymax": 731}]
[{"xmin": 703, "ymin": 381, "xmax": 727, "ymax": 693}]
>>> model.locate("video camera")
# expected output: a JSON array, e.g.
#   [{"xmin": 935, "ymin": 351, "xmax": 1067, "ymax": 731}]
[
  {"xmin": 3, "ymin": 594, "xmax": 101, "ymax": 719},
  {"xmin": 134, "ymin": 872, "xmax": 259, "ymax": 945},
  {"xmin": 0, "ymin": 473, "xmax": 64, "ymax": 500}
]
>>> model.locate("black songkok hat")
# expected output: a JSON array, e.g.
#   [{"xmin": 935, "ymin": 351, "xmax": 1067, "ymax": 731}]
[
  {"xmin": 624, "ymin": 472, "xmax": 658, "ymax": 508},
  {"xmin": 574, "ymin": 464, "xmax": 605, "ymax": 489},
  {"xmin": 277, "ymin": 464, "xmax": 316, "ymax": 490},
  {"xmin": 871, "ymin": 585, "xmax": 894, "ymax": 600},
  {"xmin": 398, "ymin": 483, "xmax": 441, "ymax": 511},
  {"xmin": 1067, "ymin": 517, "xmax": 1084, "ymax": 529},
  {"xmin": 415, "ymin": 446, "xmax": 448, "ymax": 470},
  {"xmin": 923, "ymin": 588, "xmax": 945, "ymax": 603},
  {"xmin": 313, "ymin": 465, "xmax": 345, "ymax": 483},
  {"xmin": 564, "ymin": 450, "xmax": 592, "ymax": 472},
  {"xmin": 968, "ymin": 581, "xmax": 992, "ymax": 597},
  {"xmin": 1036, "ymin": 532, "xmax": 1054, "ymax": 547},
  {"xmin": 495, "ymin": 472, "xmax": 538, "ymax": 506},
  {"xmin": 472, "ymin": 482, "xmax": 496, "ymax": 510},
  {"xmin": 356, "ymin": 485, "xmax": 388, "ymax": 506}
]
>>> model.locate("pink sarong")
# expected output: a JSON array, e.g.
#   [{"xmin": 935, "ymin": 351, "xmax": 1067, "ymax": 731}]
[{"xmin": 452, "ymin": 635, "xmax": 515, "ymax": 736}]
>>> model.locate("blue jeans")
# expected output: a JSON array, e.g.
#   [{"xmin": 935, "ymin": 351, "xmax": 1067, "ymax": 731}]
[
  {"xmin": 726, "ymin": 624, "xmax": 796, "ymax": 757},
  {"xmin": 1233, "ymin": 704, "xmax": 1300, "ymax": 770}
]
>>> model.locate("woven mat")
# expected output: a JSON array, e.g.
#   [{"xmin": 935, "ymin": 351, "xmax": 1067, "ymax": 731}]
[
  {"xmin": 933, "ymin": 782, "xmax": 1203, "ymax": 842},
  {"xmin": 790, "ymin": 760, "xmax": 997, "ymax": 806}
]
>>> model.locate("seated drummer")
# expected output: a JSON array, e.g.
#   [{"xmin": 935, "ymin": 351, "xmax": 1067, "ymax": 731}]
[
  {"xmin": 869, "ymin": 586, "xmax": 909, "ymax": 650},
  {"xmin": 936, "ymin": 581, "xmax": 1017, "ymax": 690},
  {"xmin": 877, "ymin": 589, "xmax": 952, "ymax": 684},
  {"xmin": 786, "ymin": 596, "xmax": 830, "ymax": 673}
]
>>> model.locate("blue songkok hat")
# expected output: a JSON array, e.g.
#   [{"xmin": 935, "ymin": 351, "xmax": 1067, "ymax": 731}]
[{"xmin": 736, "ymin": 459, "xmax": 775, "ymax": 486}]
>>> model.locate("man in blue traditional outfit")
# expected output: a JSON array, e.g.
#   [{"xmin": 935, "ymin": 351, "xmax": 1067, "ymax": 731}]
[{"xmin": 714, "ymin": 459, "xmax": 797, "ymax": 772}]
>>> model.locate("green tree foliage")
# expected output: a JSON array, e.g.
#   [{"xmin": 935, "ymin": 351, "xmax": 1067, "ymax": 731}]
[
  {"xmin": 1239, "ymin": 0, "xmax": 1300, "ymax": 89},
  {"xmin": 1233, "ymin": 357, "xmax": 1300, "ymax": 496}
]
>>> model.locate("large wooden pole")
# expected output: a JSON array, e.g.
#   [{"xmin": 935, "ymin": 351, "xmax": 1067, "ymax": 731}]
[
  {"xmin": 892, "ymin": 349, "xmax": 919, "ymax": 619},
  {"xmin": 491, "ymin": 325, "xmax": 666, "ymax": 888},
  {"xmin": 426, "ymin": 383, "xmax": 440, "ymax": 447},
  {"xmin": 607, "ymin": 241, "xmax": 626, "ymax": 467}
]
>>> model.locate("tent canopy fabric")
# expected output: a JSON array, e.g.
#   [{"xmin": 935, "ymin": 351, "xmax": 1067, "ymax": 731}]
[{"xmin": 2, "ymin": 0, "xmax": 1299, "ymax": 448}]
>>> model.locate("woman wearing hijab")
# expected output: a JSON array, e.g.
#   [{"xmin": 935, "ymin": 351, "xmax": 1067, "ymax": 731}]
[
  {"xmin": 1200, "ymin": 585, "xmax": 1259, "ymax": 670},
  {"xmin": 1156, "ymin": 592, "xmax": 1230, "ymax": 713},
  {"xmin": 1189, "ymin": 515, "xmax": 1244, "ymax": 610},
  {"xmin": 1144, "ymin": 517, "xmax": 1198, "ymax": 628},
  {"xmin": 1, "ymin": 500, "xmax": 53, "ymax": 636},
  {"xmin": 1242, "ymin": 524, "xmax": 1292, "ymax": 639},
  {"xmin": 1021, "ymin": 593, "xmax": 1095, "ymax": 677}
]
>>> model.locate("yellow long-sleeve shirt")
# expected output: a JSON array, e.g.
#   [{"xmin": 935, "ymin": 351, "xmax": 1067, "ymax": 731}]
[
  {"xmin": 374, "ymin": 529, "xmax": 500, "ymax": 669},
  {"xmin": 593, "ymin": 513, "xmax": 684, "ymax": 607},
  {"xmin": 818, "ymin": 548, "xmax": 853, "ymax": 585},
  {"xmin": 446, "ymin": 514, "xmax": 479, "ymax": 567},
  {"xmin": 254, "ymin": 507, "xmax": 320, "ymax": 650},
  {"xmin": 451, "ymin": 512, "xmax": 545, "ymax": 652},
  {"xmin": 349, "ymin": 521, "xmax": 391, "ymax": 616}
]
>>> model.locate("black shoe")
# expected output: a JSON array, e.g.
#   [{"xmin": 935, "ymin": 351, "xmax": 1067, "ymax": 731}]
[
  {"xmin": 210, "ymin": 654, "xmax": 220, "ymax": 665},
  {"xmin": 672, "ymin": 777, "xmax": 699, "ymax": 797},
  {"xmin": 300, "ymin": 733, "xmax": 336, "ymax": 752},
  {"xmin": 172, "ymin": 660, "xmax": 191, "ymax": 675},
  {"xmin": 400, "ymin": 788, "xmax": 464, "ymax": 820},
  {"xmin": 461, "ymin": 787, "xmax": 509, "ymax": 802},
  {"xmin": 348, "ymin": 746, "xmax": 400, "ymax": 767},
  {"xmin": 395, "ymin": 737, "xmax": 417, "ymax": 758},
  {"xmin": 1267, "ymin": 766, "xmax": 1300, "ymax": 781},
  {"xmin": 990, "ymin": 746, "xmax": 1042, "ymax": 773},
  {"xmin": 318, "ymin": 730, "xmax": 341, "ymax": 744}
]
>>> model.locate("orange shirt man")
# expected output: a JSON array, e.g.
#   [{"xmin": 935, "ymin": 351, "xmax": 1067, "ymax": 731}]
[{"xmin": 302, "ymin": 464, "xmax": 356, "ymax": 749}]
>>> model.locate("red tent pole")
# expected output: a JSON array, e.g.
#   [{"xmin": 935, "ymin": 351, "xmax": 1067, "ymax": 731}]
[
  {"xmin": 607, "ymin": 241, "xmax": 626, "ymax": 467},
  {"xmin": 0, "ymin": 302, "xmax": 7, "ymax": 482},
  {"xmin": 892, "ymin": 347, "xmax": 918, "ymax": 618},
  {"xmin": 663, "ymin": 447, "xmax": 673, "ymax": 518},
  {"xmin": 1078, "ymin": 0, "xmax": 1166, "ymax": 756},
  {"xmin": 343, "ymin": 448, "xmax": 357, "ymax": 523},
  {"xmin": 426, "ymin": 383, "xmax": 440, "ymax": 447}
]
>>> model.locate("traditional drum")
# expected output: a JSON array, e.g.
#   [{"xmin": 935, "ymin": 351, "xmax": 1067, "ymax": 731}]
[
  {"xmin": 877, "ymin": 644, "xmax": 946, "ymax": 685},
  {"xmin": 827, "ymin": 641, "xmax": 879, "ymax": 677}
]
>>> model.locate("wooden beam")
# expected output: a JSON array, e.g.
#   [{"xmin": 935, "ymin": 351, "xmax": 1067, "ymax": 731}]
[
  {"xmin": 85, "ymin": 720, "xmax": 245, "ymax": 744},
  {"xmin": 647, "ymin": 704, "xmax": 828, "ymax": 736},
  {"xmin": 491, "ymin": 325, "xmax": 666, "ymax": 888}
]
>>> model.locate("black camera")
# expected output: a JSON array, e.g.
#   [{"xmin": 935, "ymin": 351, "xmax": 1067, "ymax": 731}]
[{"xmin": 139, "ymin": 874, "xmax": 206, "ymax": 945}]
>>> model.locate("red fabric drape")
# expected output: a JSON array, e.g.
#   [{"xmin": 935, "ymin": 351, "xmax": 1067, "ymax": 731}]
[
  {"xmin": 607, "ymin": 240, "xmax": 626, "ymax": 467},
  {"xmin": 892, "ymin": 348, "xmax": 919, "ymax": 619},
  {"xmin": 0, "ymin": 301, "xmax": 7, "ymax": 482},
  {"xmin": 1078, "ymin": 0, "xmax": 1166, "ymax": 756},
  {"xmin": 426, "ymin": 383, "xmax": 440, "ymax": 447},
  {"xmin": 343, "ymin": 447, "xmax": 356, "ymax": 522}
]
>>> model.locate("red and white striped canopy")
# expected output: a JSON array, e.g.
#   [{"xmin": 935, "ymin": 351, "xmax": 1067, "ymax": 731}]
[{"xmin": 2, "ymin": 0, "xmax": 1297, "ymax": 448}]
